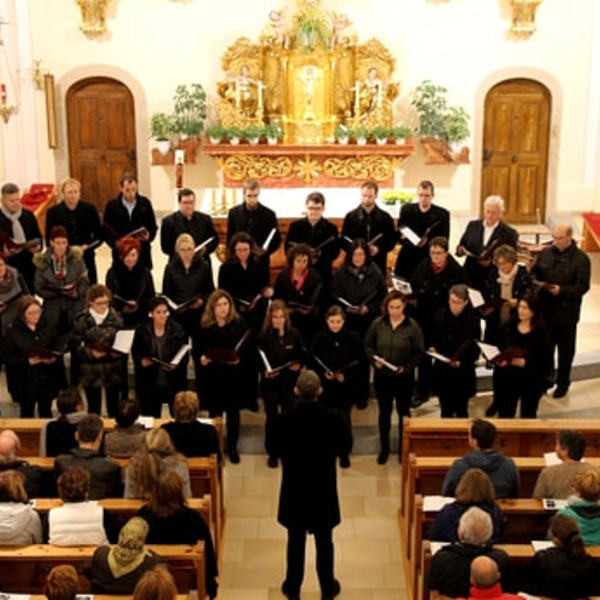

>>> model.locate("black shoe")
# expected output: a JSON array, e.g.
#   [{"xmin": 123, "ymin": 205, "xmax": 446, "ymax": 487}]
[
  {"xmin": 377, "ymin": 450, "xmax": 389, "ymax": 465},
  {"xmin": 410, "ymin": 394, "xmax": 428, "ymax": 409},
  {"xmin": 339, "ymin": 455, "xmax": 350, "ymax": 469},
  {"xmin": 553, "ymin": 385, "xmax": 569, "ymax": 399},
  {"xmin": 321, "ymin": 579, "xmax": 341, "ymax": 600},
  {"xmin": 485, "ymin": 402, "xmax": 498, "ymax": 417},
  {"xmin": 356, "ymin": 399, "xmax": 368, "ymax": 410},
  {"xmin": 281, "ymin": 581, "xmax": 300, "ymax": 600},
  {"xmin": 228, "ymin": 449, "xmax": 240, "ymax": 464},
  {"xmin": 267, "ymin": 456, "xmax": 278, "ymax": 468},
  {"xmin": 247, "ymin": 401, "xmax": 259, "ymax": 412}
]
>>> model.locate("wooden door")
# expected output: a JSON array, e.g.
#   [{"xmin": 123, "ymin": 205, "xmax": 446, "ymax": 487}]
[
  {"xmin": 481, "ymin": 79, "xmax": 550, "ymax": 223},
  {"xmin": 66, "ymin": 77, "xmax": 137, "ymax": 215}
]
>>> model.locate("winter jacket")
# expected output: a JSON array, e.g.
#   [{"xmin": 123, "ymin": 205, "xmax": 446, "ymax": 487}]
[{"xmin": 0, "ymin": 501, "xmax": 42, "ymax": 544}]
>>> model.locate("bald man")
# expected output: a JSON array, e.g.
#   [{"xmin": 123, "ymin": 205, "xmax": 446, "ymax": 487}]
[
  {"xmin": 531, "ymin": 223, "xmax": 591, "ymax": 398},
  {"xmin": 461, "ymin": 556, "xmax": 523, "ymax": 600},
  {"xmin": 0, "ymin": 430, "xmax": 47, "ymax": 497}
]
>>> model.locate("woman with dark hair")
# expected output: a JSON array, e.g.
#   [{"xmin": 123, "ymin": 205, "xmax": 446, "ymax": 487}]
[
  {"xmin": 274, "ymin": 243, "xmax": 323, "ymax": 343},
  {"xmin": 429, "ymin": 468, "xmax": 503, "ymax": 542},
  {"xmin": 34, "ymin": 225, "xmax": 89, "ymax": 336},
  {"xmin": 4, "ymin": 295, "xmax": 64, "ymax": 417},
  {"xmin": 105, "ymin": 399, "xmax": 147, "ymax": 458},
  {"xmin": 45, "ymin": 564, "xmax": 79, "ymax": 600},
  {"xmin": 429, "ymin": 284, "xmax": 481, "ymax": 418},
  {"xmin": 218, "ymin": 231, "xmax": 273, "ymax": 333},
  {"xmin": 132, "ymin": 296, "xmax": 189, "ymax": 417},
  {"xmin": 48, "ymin": 466, "xmax": 110, "ymax": 546},
  {"xmin": 162, "ymin": 233, "xmax": 214, "ymax": 337},
  {"xmin": 106, "ymin": 236, "xmax": 155, "ymax": 328},
  {"xmin": 0, "ymin": 469, "xmax": 42, "ymax": 544},
  {"xmin": 41, "ymin": 387, "xmax": 86, "ymax": 457},
  {"xmin": 257, "ymin": 300, "xmax": 304, "ymax": 468},
  {"xmin": 493, "ymin": 293, "xmax": 552, "ymax": 418},
  {"xmin": 365, "ymin": 291, "xmax": 424, "ymax": 464},
  {"xmin": 530, "ymin": 513, "xmax": 600, "ymax": 598},
  {"xmin": 132, "ymin": 566, "xmax": 177, "ymax": 600},
  {"xmin": 138, "ymin": 471, "xmax": 218, "ymax": 599},
  {"xmin": 192, "ymin": 289, "xmax": 251, "ymax": 463},
  {"xmin": 71, "ymin": 284, "xmax": 125, "ymax": 416}
]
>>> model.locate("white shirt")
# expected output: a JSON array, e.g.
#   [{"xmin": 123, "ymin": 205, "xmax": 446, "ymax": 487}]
[{"xmin": 483, "ymin": 221, "xmax": 499, "ymax": 247}]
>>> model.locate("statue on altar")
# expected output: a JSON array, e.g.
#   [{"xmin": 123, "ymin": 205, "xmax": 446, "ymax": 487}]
[{"xmin": 222, "ymin": 65, "xmax": 265, "ymax": 119}]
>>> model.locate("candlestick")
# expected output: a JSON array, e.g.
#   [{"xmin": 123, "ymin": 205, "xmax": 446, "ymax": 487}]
[
  {"xmin": 354, "ymin": 81, "xmax": 360, "ymax": 113},
  {"xmin": 1, "ymin": 84, "xmax": 6, "ymax": 103},
  {"xmin": 235, "ymin": 82, "xmax": 241, "ymax": 108}
]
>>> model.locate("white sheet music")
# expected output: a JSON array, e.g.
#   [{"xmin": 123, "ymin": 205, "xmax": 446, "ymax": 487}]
[
  {"xmin": 422, "ymin": 495, "xmax": 455, "ymax": 511},
  {"xmin": 476, "ymin": 341, "xmax": 500, "ymax": 361},
  {"xmin": 543, "ymin": 451, "xmax": 561, "ymax": 466},
  {"xmin": 112, "ymin": 329, "xmax": 135, "ymax": 354},
  {"xmin": 135, "ymin": 416, "xmax": 155, "ymax": 429},
  {"xmin": 195, "ymin": 236, "xmax": 215, "ymax": 253},
  {"xmin": 426, "ymin": 351, "xmax": 451, "ymax": 364},
  {"xmin": 170, "ymin": 343, "xmax": 191, "ymax": 366},
  {"xmin": 468, "ymin": 287, "xmax": 485, "ymax": 308},
  {"xmin": 542, "ymin": 498, "xmax": 568, "ymax": 510},
  {"xmin": 430, "ymin": 542, "xmax": 450, "ymax": 555},
  {"xmin": 399, "ymin": 226, "xmax": 421, "ymax": 246},
  {"xmin": 531, "ymin": 540, "xmax": 554, "ymax": 551},
  {"xmin": 262, "ymin": 228, "xmax": 276, "ymax": 251}
]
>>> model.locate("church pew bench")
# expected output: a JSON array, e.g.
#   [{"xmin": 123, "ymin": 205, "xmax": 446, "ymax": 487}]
[{"xmin": 0, "ymin": 542, "xmax": 206, "ymax": 599}]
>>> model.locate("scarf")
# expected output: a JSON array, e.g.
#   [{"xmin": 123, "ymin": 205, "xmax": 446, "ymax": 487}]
[
  {"xmin": 52, "ymin": 253, "xmax": 67, "ymax": 280},
  {"xmin": 0, "ymin": 205, "xmax": 25, "ymax": 243},
  {"xmin": 290, "ymin": 267, "xmax": 309, "ymax": 292},
  {"xmin": 107, "ymin": 517, "xmax": 150, "ymax": 578},
  {"xmin": 497, "ymin": 263, "xmax": 518, "ymax": 325},
  {"xmin": 89, "ymin": 307, "xmax": 108, "ymax": 325}
]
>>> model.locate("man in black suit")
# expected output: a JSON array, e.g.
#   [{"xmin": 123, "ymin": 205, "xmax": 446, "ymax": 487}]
[
  {"xmin": 0, "ymin": 182, "xmax": 42, "ymax": 291},
  {"xmin": 285, "ymin": 191, "xmax": 339, "ymax": 292},
  {"xmin": 0, "ymin": 429, "xmax": 47, "ymax": 497},
  {"xmin": 45, "ymin": 178, "xmax": 103, "ymax": 283},
  {"xmin": 394, "ymin": 180, "xmax": 450, "ymax": 279},
  {"xmin": 341, "ymin": 180, "xmax": 396, "ymax": 276},
  {"xmin": 456, "ymin": 195, "xmax": 518, "ymax": 291},
  {"xmin": 227, "ymin": 179, "xmax": 281, "ymax": 267},
  {"xmin": 160, "ymin": 187, "xmax": 218, "ymax": 261},
  {"xmin": 103, "ymin": 173, "xmax": 157, "ymax": 269},
  {"xmin": 269, "ymin": 370, "xmax": 351, "ymax": 600}
]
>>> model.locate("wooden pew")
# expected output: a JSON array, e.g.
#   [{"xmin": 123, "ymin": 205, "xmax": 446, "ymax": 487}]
[{"xmin": 0, "ymin": 542, "xmax": 206, "ymax": 599}]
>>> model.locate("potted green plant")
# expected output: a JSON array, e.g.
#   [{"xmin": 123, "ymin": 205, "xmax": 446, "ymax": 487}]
[
  {"xmin": 390, "ymin": 125, "xmax": 411, "ymax": 145},
  {"xmin": 227, "ymin": 126, "xmax": 244, "ymax": 145},
  {"xmin": 371, "ymin": 125, "xmax": 390, "ymax": 146},
  {"xmin": 412, "ymin": 80, "xmax": 449, "ymax": 139},
  {"xmin": 206, "ymin": 125, "xmax": 225, "ymax": 145},
  {"xmin": 351, "ymin": 126, "xmax": 370, "ymax": 146},
  {"xmin": 335, "ymin": 124, "xmax": 350, "ymax": 145},
  {"xmin": 150, "ymin": 112, "xmax": 174, "ymax": 155},
  {"xmin": 172, "ymin": 83, "xmax": 207, "ymax": 138},
  {"xmin": 244, "ymin": 125, "xmax": 264, "ymax": 145},
  {"xmin": 292, "ymin": 8, "xmax": 329, "ymax": 51},
  {"xmin": 265, "ymin": 123, "xmax": 283, "ymax": 145},
  {"xmin": 444, "ymin": 106, "xmax": 470, "ymax": 152}
]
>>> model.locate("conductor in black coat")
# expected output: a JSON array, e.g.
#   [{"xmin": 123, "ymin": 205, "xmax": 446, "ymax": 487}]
[
  {"xmin": 269, "ymin": 369, "xmax": 351, "ymax": 600},
  {"xmin": 103, "ymin": 173, "xmax": 158, "ymax": 269},
  {"xmin": 394, "ymin": 181, "xmax": 450, "ymax": 279},
  {"xmin": 456, "ymin": 195, "xmax": 518, "ymax": 291}
]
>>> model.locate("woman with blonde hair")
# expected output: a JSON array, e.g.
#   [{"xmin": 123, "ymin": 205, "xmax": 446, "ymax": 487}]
[
  {"xmin": 0, "ymin": 469, "xmax": 42, "ymax": 544},
  {"xmin": 44, "ymin": 564, "xmax": 79, "ymax": 600},
  {"xmin": 124, "ymin": 428, "xmax": 191, "ymax": 499},
  {"xmin": 430, "ymin": 468, "xmax": 503, "ymax": 542},
  {"xmin": 557, "ymin": 469, "xmax": 600, "ymax": 545}
]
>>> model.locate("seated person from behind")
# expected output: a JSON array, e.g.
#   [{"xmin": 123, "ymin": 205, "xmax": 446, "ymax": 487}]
[
  {"xmin": 459, "ymin": 555, "xmax": 523, "ymax": 600},
  {"xmin": 45, "ymin": 565, "xmax": 80, "ymax": 600},
  {"xmin": 41, "ymin": 387, "xmax": 87, "ymax": 457},
  {"xmin": 0, "ymin": 469, "xmax": 42, "ymax": 544},
  {"xmin": 133, "ymin": 565, "xmax": 178, "ymax": 600},
  {"xmin": 442, "ymin": 419, "xmax": 519, "ymax": 499},
  {"xmin": 533, "ymin": 429, "xmax": 599, "ymax": 499},
  {"xmin": 85, "ymin": 516, "xmax": 162, "ymax": 594},
  {"xmin": 530, "ymin": 513, "xmax": 600, "ymax": 599},
  {"xmin": 431, "ymin": 467, "xmax": 503, "ymax": 543},
  {"xmin": 161, "ymin": 390, "xmax": 221, "ymax": 460},
  {"xmin": 428, "ymin": 506, "xmax": 511, "ymax": 599},
  {"xmin": 556, "ymin": 469, "xmax": 600, "ymax": 545},
  {"xmin": 48, "ymin": 466, "xmax": 112, "ymax": 546},
  {"xmin": 105, "ymin": 398, "xmax": 147, "ymax": 459},
  {"xmin": 138, "ymin": 471, "xmax": 218, "ymax": 599},
  {"xmin": 0, "ymin": 429, "xmax": 46, "ymax": 497},
  {"xmin": 54, "ymin": 414, "xmax": 122, "ymax": 499}
]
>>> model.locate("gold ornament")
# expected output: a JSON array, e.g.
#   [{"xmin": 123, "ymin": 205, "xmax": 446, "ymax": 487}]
[
  {"xmin": 222, "ymin": 155, "xmax": 293, "ymax": 180},
  {"xmin": 295, "ymin": 155, "xmax": 322, "ymax": 184},
  {"xmin": 323, "ymin": 155, "xmax": 398, "ymax": 181}
]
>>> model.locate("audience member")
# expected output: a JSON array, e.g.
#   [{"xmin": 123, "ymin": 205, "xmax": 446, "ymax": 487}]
[
  {"xmin": 132, "ymin": 565, "xmax": 177, "ymax": 600},
  {"xmin": 442, "ymin": 419, "xmax": 519, "ymax": 498},
  {"xmin": 0, "ymin": 429, "xmax": 46, "ymax": 497},
  {"xmin": 533, "ymin": 429, "xmax": 599, "ymax": 499},
  {"xmin": 0, "ymin": 252, "xmax": 28, "ymax": 335},
  {"xmin": 0, "ymin": 469, "xmax": 42, "ymax": 544},
  {"xmin": 458, "ymin": 555, "xmax": 522, "ymax": 600},
  {"xmin": 55, "ymin": 414, "xmax": 121, "ymax": 499},
  {"xmin": 44, "ymin": 564, "xmax": 79, "ymax": 600},
  {"xmin": 105, "ymin": 399, "xmax": 147, "ymax": 458},
  {"xmin": 41, "ymin": 387, "xmax": 87, "ymax": 457},
  {"xmin": 556, "ymin": 470, "xmax": 600, "ymax": 545}
]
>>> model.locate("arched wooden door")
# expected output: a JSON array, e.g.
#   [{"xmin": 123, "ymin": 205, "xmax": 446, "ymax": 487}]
[
  {"xmin": 481, "ymin": 79, "xmax": 551, "ymax": 223},
  {"xmin": 66, "ymin": 77, "xmax": 137, "ymax": 215}
]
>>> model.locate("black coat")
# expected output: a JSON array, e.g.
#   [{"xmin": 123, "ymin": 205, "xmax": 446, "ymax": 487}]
[
  {"xmin": 257, "ymin": 326, "xmax": 305, "ymax": 390},
  {"xmin": 531, "ymin": 242, "xmax": 591, "ymax": 326},
  {"xmin": 162, "ymin": 254, "xmax": 214, "ymax": 305},
  {"xmin": 161, "ymin": 421, "xmax": 221, "ymax": 461},
  {"xmin": 0, "ymin": 207, "xmax": 42, "ymax": 290},
  {"xmin": 0, "ymin": 460, "xmax": 47, "ymax": 498},
  {"xmin": 105, "ymin": 260, "xmax": 155, "ymax": 328},
  {"xmin": 160, "ymin": 210, "xmax": 218, "ymax": 259},
  {"xmin": 458, "ymin": 219, "xmax": 518, "ymax": 290},
  {"xmin": 395, "ymin": 203, "xmax": 450, "ymax": 278},
  {"xmin": 103, "ymin": 194, "xmax": 157, "ymax": 268},
  {"xmin": 227, "ymin": 203, "xmax": 281, "ymax": 256},
  {"xmin": 285, "ymin": 217, "xmax": 340, "ymax": 284},
  {"xmin": 341, "ymin": 205, "xmax": 396, "ymax": 274},
  {"xmin": 270, "ymin": 401, "xmax": 351, "ymax": 531}
]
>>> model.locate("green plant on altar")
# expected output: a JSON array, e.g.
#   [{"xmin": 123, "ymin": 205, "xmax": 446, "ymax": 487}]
[
  {"xmin": 225, "ymin": 126, "xmax": 244, "ymax": 141},
  {"xmin": 292, "ymin": 4, "xmax": 329, "ymax": 51},
  {"xmin": 149, "ymin": 112, "xmax": 175, "ymax": 141},
  {"xmin": 206, "ymin": 125, "xmax": 225, "ymax": 140},
  {"xmin": 243, "ymin": 124, "xmax": 265, "ymax": 140},
  {"xmin": 265, "ymin": 123, "xmax": 283, "ymax": 139},
  {"xmin": 390, "ymin": 125, "xmax": 411, "ymax": 140},
  {"xmin": 444, "ymin": 106, "xmax": 470, "ymax": 144},
  {"xmin": 350, "ymin": 126, "xmax": 370, "ymax": 141},
  {"xmin": 172, "ymin": 83, "xmax": 207, "ymax": 137},
  {"xmin": 380, "ymin": 190, "xmax": 416, "ymax": 206},
  {"xmin": 371, "ymin": 125, "xmax": 390, "ymax": 140},
  {"xmin": 334, "ymin": 124, "xmax": 350, "ymax": 138}
]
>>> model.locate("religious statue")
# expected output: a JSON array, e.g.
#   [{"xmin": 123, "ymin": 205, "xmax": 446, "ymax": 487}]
[
  {"xmin": 76, "ymin": 0, "xmax": 108, "ymax": 36},
  {"xmin": 223, "ymin": 65, "xmax": 265, "ymax": 119}
]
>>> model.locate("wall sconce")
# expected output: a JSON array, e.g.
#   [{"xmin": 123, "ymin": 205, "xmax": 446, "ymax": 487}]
[
  {"xmin": 32, "ymin": 60, "xmax": 44, "ymax": 90},
  {"xmin": 508, "ymin": 0, "xmax": 543, "ymax": 36},
  {"xmin": 0, "ymin": 83, "xmax": 16, "ymax": 123}
]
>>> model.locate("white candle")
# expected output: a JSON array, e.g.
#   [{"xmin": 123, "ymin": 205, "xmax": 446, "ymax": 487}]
[{"xmin": 354, "ymin": 81, "xmax": 360, "ymax": 112}]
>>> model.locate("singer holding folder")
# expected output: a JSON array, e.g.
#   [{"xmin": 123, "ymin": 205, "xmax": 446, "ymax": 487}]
[{"xmin": 364, "ymin": 290, "xmax": 424, "ymax": 465}]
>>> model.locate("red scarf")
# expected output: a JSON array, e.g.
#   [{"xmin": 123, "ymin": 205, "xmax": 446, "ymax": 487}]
[{"xmin": 291, "ymin": 267, "xmax": 309, "ymax": 291}]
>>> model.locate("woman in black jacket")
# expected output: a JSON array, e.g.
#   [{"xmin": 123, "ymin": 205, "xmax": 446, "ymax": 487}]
[
  {"xmin": 4, "ymin": 295, "xmax": 64, "ymax": 417},
  {"xmin": 257, "ymin": 300, "xmax": 304, "ymax": 468},
  {"xmin": 493, "ymin": 293, "xmax": 552, "ymax": 418},
  {"xmin": 218, "ymin": 231, "xmax": 273, "ymax": 334},
  {"xmin": 429, "ymin": 284, "xmax": 481, "ymax": 418},
  {"xmin": 132, "ymin": 296, "xmax": 189, "ymax": 417},
  {"xmin": 105, "ymin": 236, "xmax": 155, "ymax": 328}
]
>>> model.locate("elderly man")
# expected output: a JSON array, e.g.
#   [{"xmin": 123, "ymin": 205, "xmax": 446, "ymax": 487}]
[
  {"xmin": 0, "ymin": 429, "xmax": 46, "ymax": 497},
  {"xmin": 459, "ymin": 556, "xmax": 523, "ymax": 600},
  {"xmin": 428, "ymin": 507, "xmax": 511, "ymax": 599},
  {"xmin": 531, "ymin": 223, "xmax": 590, "ymax": 398},
  {"xmin": 457, "ymin": 195, "xmax": 518, "ymax": 291}
]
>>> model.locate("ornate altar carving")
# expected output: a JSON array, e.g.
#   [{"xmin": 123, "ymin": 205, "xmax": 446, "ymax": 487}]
[
  {"xmin": 75, "ymin": 0, "xmax": 109, "ymax": 37},
  {"xmin": 508, "ymin": 0, "xmax": 543, "ymax": 36}
]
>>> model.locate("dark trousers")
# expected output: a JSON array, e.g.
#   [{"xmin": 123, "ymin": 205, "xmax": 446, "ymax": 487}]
[
  {"xmin": 262, "ymin": 377, "xmax": 295, "ymax": 457},
  {"xmin": 494, "ymin": 367, "xmax": 542, "ymax": 418},
  {"xmin": 415, "ymin": 353, "xmax": 433, "ymax": 397},
  {"xmin": 374, "ymin": 371, "xmax": 414, "ymax": 453},
  {"xmin": 141, "ymin": 384, "xmax": 172, "ymax": 418},
  {"xmin": 284, "ymin": 526, "xmax": 335, "ymax": 595},
  {"xmin": 85, "ymin": 385, "xmax": 121, "ymax": 417},
  {"xmin": 18, "ymin": 390, "xmax": 52, "ymax": 418},
  {"xmin": 321, "ymin": 382, "xmax": 353, "ymax": 458},
  {"xmin": 549, "ymin": 324, "xmax": 577, "ymax": 389},
  {"xmin": 439, "ymin": 390, "xmax": 469, "ymax": 418},
  {"xmin": 210, "ymin": 406, "xmax": 240, "ymax": 454}
]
